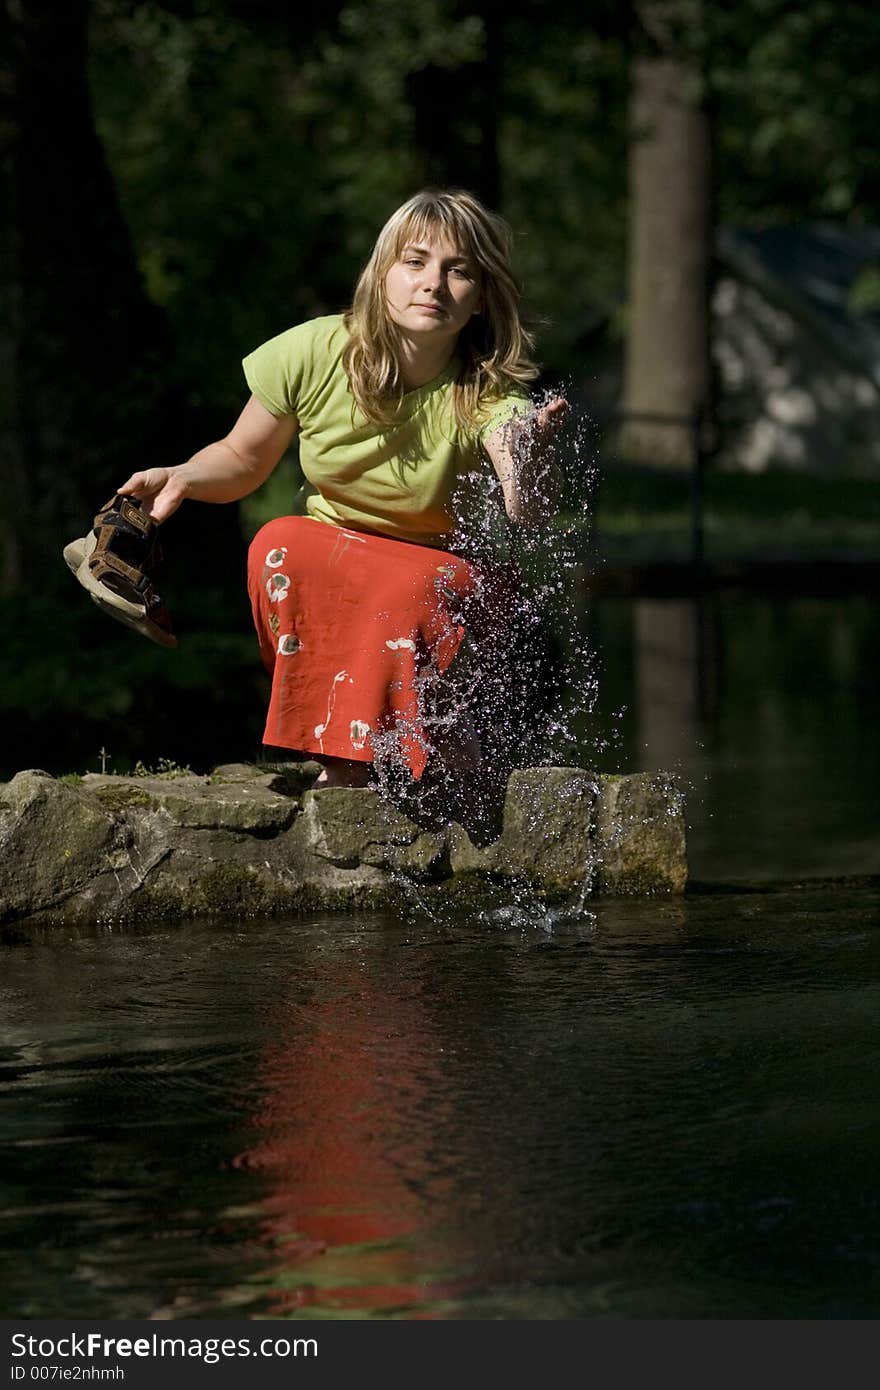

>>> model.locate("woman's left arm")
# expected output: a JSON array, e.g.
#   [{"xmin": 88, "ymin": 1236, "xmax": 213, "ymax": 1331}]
[{"xmin": 484, "ymin": 397, "xmax": 568, "ymax": 524}]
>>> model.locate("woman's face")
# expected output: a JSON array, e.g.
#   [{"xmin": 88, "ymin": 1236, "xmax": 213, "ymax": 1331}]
[{"xmin": 384, "ymin": 231, "xmax": 482, "ymax": 345}]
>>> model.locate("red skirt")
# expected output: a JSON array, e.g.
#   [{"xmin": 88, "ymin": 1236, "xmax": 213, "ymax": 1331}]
[{"xmin": 247, "ymin": 516, "xmax": 488, "ymax": 780}]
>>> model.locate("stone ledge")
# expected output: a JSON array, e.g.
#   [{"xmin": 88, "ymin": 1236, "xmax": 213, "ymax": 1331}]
[{"xmin": 0, "ymin": 764, "xmax": 688, "ymax": 929}]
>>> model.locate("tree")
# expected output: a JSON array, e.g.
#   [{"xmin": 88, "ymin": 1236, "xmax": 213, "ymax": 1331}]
[
  {"xmin": 620, "ymin": 0, "xmax": 713, "ymax": 469},
  {"xmin": 707, "ymin": 1, "xmax": 880, "ymax": 229},
  {"xmin": 0, "ymin": 0, "xmax": 178, "ymax": 590}
]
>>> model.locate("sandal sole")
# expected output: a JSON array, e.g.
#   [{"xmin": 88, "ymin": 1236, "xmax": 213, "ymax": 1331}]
[
  {"xmin": 88, "ymin": 590, "xmax": 178, "ymax": 648},
  {"xmin": 64, "ymin": 531, "xmax": 147, "ymax": 619},
  {"xmin": 62, "ymin": 531, "xmax": 178, "ymax": 649}
]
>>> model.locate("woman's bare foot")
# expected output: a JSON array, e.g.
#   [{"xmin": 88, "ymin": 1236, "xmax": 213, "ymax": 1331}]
[{"xmin": 312, "ymin": 757, "xmax": 375, "ymax": 790}]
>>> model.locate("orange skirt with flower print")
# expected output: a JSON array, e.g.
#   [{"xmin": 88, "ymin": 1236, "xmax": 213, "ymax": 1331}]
[{"xmin": 247, "ymin": 516, "xmax": 490, "ymax": 779}]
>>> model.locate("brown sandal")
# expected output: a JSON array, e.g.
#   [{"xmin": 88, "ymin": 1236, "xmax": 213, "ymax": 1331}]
[{"xmin": 63, "ymin": 494, "xmax": 178, "ymax": 649}]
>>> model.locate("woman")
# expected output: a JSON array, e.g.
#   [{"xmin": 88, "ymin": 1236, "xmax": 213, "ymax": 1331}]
[{"xmin": 116, "ymin": 189, "xmax": 566, "ymax": 787}]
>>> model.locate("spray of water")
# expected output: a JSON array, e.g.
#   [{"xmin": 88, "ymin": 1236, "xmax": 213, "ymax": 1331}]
[{"xmin": 367, "ymin": 391, "xmax": 606, "ymax": 933}]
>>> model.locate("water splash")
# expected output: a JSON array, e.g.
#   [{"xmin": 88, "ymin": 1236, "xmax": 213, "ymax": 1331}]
[
  {"xmin": 476, "ymin": 898, "xmax": 598, "ymax": 935},
  {"xmin": 367, "ymin": 393, "xmax": 606, "ymax": 932},
  {"xmin": 457, "ymin": 388, "xmax": 601, "ymax": 761},
  {"xmin": 390, "ymin": 862, "xmax": 598, "ymax": 939}
]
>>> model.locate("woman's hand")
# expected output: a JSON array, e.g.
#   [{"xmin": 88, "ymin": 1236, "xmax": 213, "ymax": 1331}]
[
  {"xmin": 529, "ymin": 395, "xmax": 569, "ymax": 436},
  {"xmin": 485, "ymin": 395, "xmax": 569, "ymax": 524},
  {"xmin": 117, "ymin": 468, "xmax": 189, "ymax": 524}
]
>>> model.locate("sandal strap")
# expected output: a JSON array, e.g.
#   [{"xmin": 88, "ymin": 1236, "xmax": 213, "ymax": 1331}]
[
  {"xmin": 85, "ymin": 493, "xmax": 176, "ymax": 639},
  {"xmin": 87, "ymin": 549, "xmax": 175, "ymax": 635},
  {"xmin": 92, "ymin": 496, "xmax": 160, "ymax": 561},
  {"xmin": 88, "ymin": 547, "xmax": 150, "ymax": 591},
  {"xmin": 89, "ymin": 494, "xmax": 163, "ymax": 582},
  {"xmin": 93, "ymin": 494, "xmax": 154, "ymax": 538}
]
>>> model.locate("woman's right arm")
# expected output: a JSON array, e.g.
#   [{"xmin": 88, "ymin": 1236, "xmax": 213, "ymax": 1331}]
[{"xmin": 118, "ymin": 395, "xmax": 299, "ymax": 523}]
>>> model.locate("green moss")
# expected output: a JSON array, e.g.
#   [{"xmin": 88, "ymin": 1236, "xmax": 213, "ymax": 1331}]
[
  {"xmin": 123, "ymin": 883, "xmax": 186, "ymax": 923},
  {"xmin": 92, "ymin": 784, "xmax": 155, "ymax": 811},
  {"xmin": 59, "ymin": 773, "xmax": 84, "ymax": 786},
  {"xmin": 430, "ymin": 870, "xmax": 502, "ymax": 910},
  {"xmin": 198, "ymin": 862, "xmax": 265, "ymax": 913}
]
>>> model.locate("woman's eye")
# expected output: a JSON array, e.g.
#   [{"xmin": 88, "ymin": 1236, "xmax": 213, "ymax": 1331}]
[{"xmin": 404, "ymin": 259, "xmax": 423, "ymax": 268}]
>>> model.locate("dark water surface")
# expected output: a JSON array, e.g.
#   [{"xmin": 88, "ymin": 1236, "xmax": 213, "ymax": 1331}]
[
  {"xmin": 2, "ymin": 889, "xmax": 878, "ymax": 1320},
  {"xmin": 584, "ymin": 595, "xmax": 880, "ymax": 883},
  {"xmin": 2, "ymin": 592, "xmax": 878, "ymax": 1319}
]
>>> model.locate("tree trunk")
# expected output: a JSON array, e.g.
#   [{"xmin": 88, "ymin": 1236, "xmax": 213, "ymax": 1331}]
[
  {"xmin": 620, "ymin": 38, "xmax": 713, "ymax": 468},
  {"xmin": 1, "ymin": 0, "xmax": 246, "ymax": 604}
]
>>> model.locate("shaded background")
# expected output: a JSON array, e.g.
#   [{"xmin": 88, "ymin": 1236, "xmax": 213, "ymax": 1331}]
[
  {"xmin": 2, "ymin": 4, "xmax": 879, "ymax": 1320},
  {"xmin": 2, "ymin": 0, "xmax": 879, "ymax": 793}
]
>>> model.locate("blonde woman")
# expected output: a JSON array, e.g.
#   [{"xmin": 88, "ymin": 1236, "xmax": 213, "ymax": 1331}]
[{"xmin": 114, "ymin": 189, "xmax": 566, "ymax": 787}]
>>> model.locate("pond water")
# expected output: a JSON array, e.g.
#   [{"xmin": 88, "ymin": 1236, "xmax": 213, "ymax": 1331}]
[
  {"xmin": 2, "ymin": 892, "xmax": 878, "ymax": 1320},
  {"xmin": 2, "ymin": 593, "xmax": 878, "ymax": 1319},
  {"xmin": 585, "ymin": 594, "xmax": 880, "ymax": 885}
]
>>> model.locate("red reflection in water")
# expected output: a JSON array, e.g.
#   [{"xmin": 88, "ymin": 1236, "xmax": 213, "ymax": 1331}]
[{"xmin": 235, "ymin": 963, "xmax": 473, "ymax": 1316}]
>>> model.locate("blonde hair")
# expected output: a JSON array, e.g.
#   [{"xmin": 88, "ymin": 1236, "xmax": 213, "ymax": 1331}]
[{"xmin": 343, "ymin": 189, "xmax": 538, "ymax": 433}]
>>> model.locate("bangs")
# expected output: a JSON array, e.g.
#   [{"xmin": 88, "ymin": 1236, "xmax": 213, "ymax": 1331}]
[{"xmin": 388, "ymin": 200, "xmax": 485, "ymax": 267}]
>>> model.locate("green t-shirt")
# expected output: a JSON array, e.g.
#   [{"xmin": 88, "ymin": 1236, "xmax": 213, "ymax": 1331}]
[{"xmin": 242, "ymin": 315, "xmax": 529, "ymax": 546}]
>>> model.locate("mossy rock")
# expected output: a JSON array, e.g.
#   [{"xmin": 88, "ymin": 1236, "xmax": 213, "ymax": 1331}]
[
  {"xmin": 0, "ymin": 771, "xmax": 117, "ymax": 920},
  {"xmin": 302, "ymin": 789, "xmax": 423, "ymax": 867},
  {"xmin": 211, "ymin": 761, "xmax": 320, "ymax": 797},
  {"xmin": 0, "ymin": 765, "xmax": 688, "ymax": 929},
  {"xmin": 594, "ymin": 772, "xmax": 687, "ymax": 895},
  {"xmin": 91, "ymin": 784, "xmax": 156, "ymax": 812},
  {"xmin": 197, "ymin": 863, "xmax": 268, "ymax": 913}
]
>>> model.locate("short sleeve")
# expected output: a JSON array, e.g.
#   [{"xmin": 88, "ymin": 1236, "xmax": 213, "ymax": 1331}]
[
  {"xmin": 475, "ymin": 390, "xmax": 532, "ymax": 446},
  {"xmin": 242, "ymin": 321, "xmax": 318, "ymax": 418}
]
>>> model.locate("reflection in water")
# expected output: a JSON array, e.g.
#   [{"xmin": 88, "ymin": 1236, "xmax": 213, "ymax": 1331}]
[
  {"xmin": 589, "ymin": 595, "xmax": 880, "ymax": 883},
  {"xmin": 635, "ymin": 600, "xmax": 702, "ymax": 768},
  {"xmin": 0, "ymin": 894, "xmax": 878, "ymax": 1320},
  {"xmin": 236, "ymin": 963, "xmax": 470, "ymax": 1316}
]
